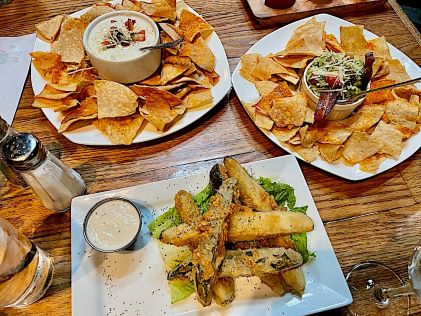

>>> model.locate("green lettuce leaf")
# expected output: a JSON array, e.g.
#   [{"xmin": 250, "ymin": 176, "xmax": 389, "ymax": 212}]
[
  {"xmin": 193, "ymin": 183, "xmax": 213, "ymax": 214},
  {"xmin": 169, "ymin": 279, "xmax": 195, "ymax": 304},
  {"xmin": 290, "ymin": 233, "xmax": 315, "ymax": 263},
  {"xmin": 148, "ymin": 207, "xmax": 182, "ymax": 238},
  {"xmin": 258, "ymin": 177, "xmax": 315, "ymax": 263}
]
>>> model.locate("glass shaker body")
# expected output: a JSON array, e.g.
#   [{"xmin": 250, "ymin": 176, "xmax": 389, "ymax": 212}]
[
  {"xmin": 3, "ymin": 133, "xmax": 86, "ymax": 211},
  {"xmin": 19, "ymin": 151, "xmax": 86, "ymax": 211},
  {"xmin": 0, "ymin": 216, "xmax": 54, "ymax": 307},
  {"xmin": 0, "ymin": 118, "xmax": 26, "ymax": 187}
]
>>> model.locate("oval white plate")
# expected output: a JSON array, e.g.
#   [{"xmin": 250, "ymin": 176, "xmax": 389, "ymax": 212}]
[
  {"xmin": 232, "ymin": 14, "xmax": 421, "ymax": 181},
  {"xmin": 31, "ymin": 1, "xmax": 231, "ymax": 146}
]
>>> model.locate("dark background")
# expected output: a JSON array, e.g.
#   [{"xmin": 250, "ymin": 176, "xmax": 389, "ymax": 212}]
[{"xmin": 397, "ymin": 0, "xmax": 421, "ymax": 30}]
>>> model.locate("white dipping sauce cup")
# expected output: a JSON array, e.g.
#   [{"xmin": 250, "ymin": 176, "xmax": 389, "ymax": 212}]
[{"xmin": 83, "ymin": 11, "xmax": 161, "ymax": 84}]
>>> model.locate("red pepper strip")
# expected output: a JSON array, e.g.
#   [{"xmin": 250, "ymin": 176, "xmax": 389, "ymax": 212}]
[
  {"xmin": 125, "ymin": 18, "xmax": 136, "ymax": 31},
  {"xmin": 362, "ymin": 52, "xmax": 375, "ymax": 89},
  {"xmin": 314, "ymin": 91, "xmax": 340, "ymax": 121}
]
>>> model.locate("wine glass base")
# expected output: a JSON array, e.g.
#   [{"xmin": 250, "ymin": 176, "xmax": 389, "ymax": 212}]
[{"xmin": 346, "ymin": 261, "xmax": 410, "ymax": 316}]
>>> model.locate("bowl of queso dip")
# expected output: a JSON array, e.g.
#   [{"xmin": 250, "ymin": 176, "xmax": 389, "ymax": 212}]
[
  {"xmin": 83, "ymin": 197, "xmax": 142, "ymax": 252},
  {"xmin": 83, "ymin": 11, "xmax": 161, "ymax": 83}
]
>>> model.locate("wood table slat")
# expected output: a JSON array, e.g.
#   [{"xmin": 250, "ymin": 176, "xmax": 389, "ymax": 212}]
[{"xmin": 0, "ymin": 0, "xmax": 420, "ymax": 314}]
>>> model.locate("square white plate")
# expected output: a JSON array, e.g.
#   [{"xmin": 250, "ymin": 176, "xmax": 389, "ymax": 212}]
[
  {"xmin": 231, "ymin": 14, "xmax": 421, "ymax": 181},
  {"xmin": 71, "ymin": 155, "xmax": 352, "ymax": 315},
  {"xmin": 31, "ymin": 1, "xmax": 231, "ymax": 146}
]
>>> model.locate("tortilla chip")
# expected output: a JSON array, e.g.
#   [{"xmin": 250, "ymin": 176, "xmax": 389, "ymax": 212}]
[
  {"xmin": 348, "ymin": 104, "xmax": 385, "ymax": 131},
  {"xmin": 180, "ymin": 36, "xmax": 215, "ymax": 72},
  {"xmin": 372, "ymin": 59, "xmax": 390, "ymax": 80},
  {"xmin": 340, "ymin": 25, "xmax": 367, "ymax": 54},
  {"xmin": 385, "ymin": 99, "xmax": 418, "ymax": 131},
  {"xmin": 95, "ymin": 80, "xmax": 138, "ymax": 119},
  {"xmin": 278, "ymin": 18, "xmax": 326, "ymax": 57},
  {"xmin": 287, "ymin": 144, "xmax": 319, "ymax": 162},
  {"xmin": 131, "ymin": 86, "xmax": 183, "ymax": 130},
  {"xmin": 343, "ymin": 131, "xmax": 382, "ymax": 164},
  {"xmin": 142, "ymin": 0, "xmax": 176, "ymax": 21},
  {"xmin": 299, "ymin": 126, "xmax": 319, "ymax": 148},
  {"xmin": 272, "ymin": 126, "xmax": 299, "ymax": 142},
  {"xmin": 370, "ymin": 121, "xmax": 404, "ymax": 159},
  {"xmin": 161, "ymin": 56, "xmax": 192, "ymax": 84},
  {"xmin": 182, "ymin": 89, "xmax": 212, "ymax": 108},
  {"xmin": 394, "ymin": 86, "xmax": 421, "ymax": 101},
  {"xmin": 239, "ymin": 53, "xmax": 261, "ymax": 82},
  {"xmin": 325, "ymin": 34, "xmax": 344, "ymax": 53},
  {"xmin": 319, "ymin": 128, "xmax": 352, "ymax": 144},
  {"xmin": 93, "ymin": 115, "xmax": 145, "ymax": 145},
  {"xmin": 363, "ymin": 79, "xmax": 396, "ymax": 105},
  {"xmin": 59, "ymin": 98, "xmax": 98, "ymax": 132},
  {"xmin": 255, "ymin": 81, "xmax": 278, "ymax": 98},
  {"xmin": 200, "ymin": 69, "xmax": 220, "ymax": 86},
  {"xmin": 255, "ymin": 110, "xmax": 274, "ymax": 130},
  {"xmin": 269, "ymin": 93, "xmax": 308, "ymax": 127},
  {"xmin": 31, "ymin": 52, "xmax": 64, "ymax": 76},
  {"xmin": 271, "ymin": 55, "xmax": 312, "ymax": 69},
  {"xmin": 305, "ymin": 107, "xmax": 315, "ymax": 124},
  {"xmin": 33, "ymin": 97, "xmax": 78, "ymax": 112},
  {"xmin": 119, "ymin": 0, "xmax": 143, "ymax": 11},
  {"xmin": 159, "ymin": 23, "xmax": 182, "ymax": 41},
  {"xmin": 385, "ymin": 59, "xmax": 411, "ymax": 82},
  {"xmin": 160, "ymin": 31, "xmax": 178, "ymax": 55},
  {"xmin": 140, "ymin": 74, "xmax": 162, "ymax": 86},
  {"xmin": 81, "ymin": 5, "xmax": 115, "ymax": 23},
  {"xmin": 179, "ymin": 9, "xmax": 213, "ymax": 42},
  {"xmin": 251, "ymin": 56, "xmax": 298, "ymax": 83},
  {"xmin": 52, "ymin": 27, "xmax": 84, "ymax": 64},
  {"xmin": 37, "ymin": 85, "xmax": 73, "ymax": 100},
  {"xmin": 60, "ymin": 17, "xmax": 87, "ymax": 33},
  {"xmin": 366, "ymin": 36, "xmax": 391, "ymax": 59},
  {"xmin": 242, "ymin": 102, "xmax": 255, "ymax": 120},
  {"xmin": 318, "ymin": 143, "xmax": 342, "ymax": 162},
  {"xmin": 35, "ymin": 15, "xmax": 64, "ymax": 42},
  {"xmin": 255, "ymin": 82, "xmax": 293, "ymax": 114},
  {"xmin": 359, "ymin": 155, "xmax": 385, "ymax": 173}
]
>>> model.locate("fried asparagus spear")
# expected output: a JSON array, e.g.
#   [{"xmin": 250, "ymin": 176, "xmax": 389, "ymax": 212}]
[
  {"xmin": 161, "ymin": 210, "xmax": 314, "ymax": 246},
  {"xmin": 193, "ymin": 178, "xmax": 238, "ymax": 307},
  {"xmin": 224, "ymin": 157, "xmax": 278, "ymax": 212},
  {"xmin": 175, "ymin": 190, "xmax": 201, "ymax": 224}
]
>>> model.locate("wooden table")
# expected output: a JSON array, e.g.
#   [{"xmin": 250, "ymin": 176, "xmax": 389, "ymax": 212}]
[{"xmin": 0, "ymin": 0, "xmax": 420, "ymax": 315}]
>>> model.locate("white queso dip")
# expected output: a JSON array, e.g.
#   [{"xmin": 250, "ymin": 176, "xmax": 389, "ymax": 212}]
[
  {"xmin": 85, "ymin": 199, "xmax": 141, "ymax": 251},
  {"xmin": 88, "ymin": 13, "xmax": 157, "ymax": 62}
]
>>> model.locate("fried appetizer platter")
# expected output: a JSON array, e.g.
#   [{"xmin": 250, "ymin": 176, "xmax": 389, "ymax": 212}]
[{"xmin": 149, "ymin": 157, "xmax": 315, "ymax": 306}]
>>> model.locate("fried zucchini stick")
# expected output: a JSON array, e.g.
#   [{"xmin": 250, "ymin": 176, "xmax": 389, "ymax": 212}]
[
  {"xmin": 174, "ymin": 190, "xmax": 200, "ymax": 224},
  {"xmin": 160, "ymin": 211, "xmax": 313, "ymax": 246},
  {"xmin": 168, "ymin": 247, "xmax": 303, "ymax": 280},
  {"xmin": 224, "ymin": 157, "xmax": 278, "ymax": 212},
  {"xmin": 193, "ymin": 178, "xmax": 237, "ymax": 307}
]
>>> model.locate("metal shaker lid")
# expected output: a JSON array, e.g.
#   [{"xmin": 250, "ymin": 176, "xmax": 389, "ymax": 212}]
[{"xmin": 3, "ymin": 133, "xmax": 46, "ymax": 171}]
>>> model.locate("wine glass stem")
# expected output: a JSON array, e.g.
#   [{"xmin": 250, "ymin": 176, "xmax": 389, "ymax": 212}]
[{"xmin": 375, "ymin": 283, "xmax": 415, "ymax": 306}]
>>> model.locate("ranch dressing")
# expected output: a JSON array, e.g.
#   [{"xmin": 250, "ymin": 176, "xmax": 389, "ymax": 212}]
[
  {"xmin": 88, "ymin": 13, "xmax": 156, "ymax": 62},
  {"xmin": 86, "ymin": 199, "xmax": 140, "ymax": 251}
]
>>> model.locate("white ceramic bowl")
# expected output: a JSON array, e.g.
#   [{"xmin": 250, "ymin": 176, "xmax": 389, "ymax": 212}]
[
  {"xmin": 301, "ymin": 59, "xmax": 366, "ymax": 121},
  {"xmin": 83, "ymin": 11, "xmax": 161, "ymax": 84}
]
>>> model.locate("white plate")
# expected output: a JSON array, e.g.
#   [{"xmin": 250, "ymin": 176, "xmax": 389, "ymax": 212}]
[
  {"xmin": 71, "ymin": 155, "xmax": 352, "ymax": 316},
  {"xmin": 31, "ymin": 1, "xmax": 231, "ymax": 146},
  {"xmin": 231, "ymin": 14, "xmax": 421, "ymax": 181}
]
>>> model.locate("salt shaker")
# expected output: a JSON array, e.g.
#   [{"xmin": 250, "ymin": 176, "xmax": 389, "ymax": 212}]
[
  {"xmin": 0, "ymin": 117, "xmax": 27, "ymax": 187},
  {"xmin": 3, "ymin": 133, "xmax": 86, "ymax": 211}
]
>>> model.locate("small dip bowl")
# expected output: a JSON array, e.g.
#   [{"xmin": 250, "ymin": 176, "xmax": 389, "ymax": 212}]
[
  {"xmin": 301, "ymin": 59, "xmax": 367, "ymax": 121},
  {"xmin": 83, "ymin": 197, "xmax": 142, "ymax": 253},
  {"xmin": 83, "ymin": 11, "xmax": 161, "ymax": 84}
]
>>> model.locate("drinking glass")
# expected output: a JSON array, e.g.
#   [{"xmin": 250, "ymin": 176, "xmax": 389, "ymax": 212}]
[
  {"xmin": 0, "ymin": 216, "xmax": 54, "ymax": 307},
  {"xmin": 346, "ymin": 242, "xmax": 421, "ymax": 315}
]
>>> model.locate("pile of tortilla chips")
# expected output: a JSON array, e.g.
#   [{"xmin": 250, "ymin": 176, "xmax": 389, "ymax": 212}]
[
  {"xmin": 32, "ymin": 0, "xmax": 218, "ymax": 145},
  {"xmin": 240, "ymin": 17, "xmax": 421, "ymax": 173}
]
